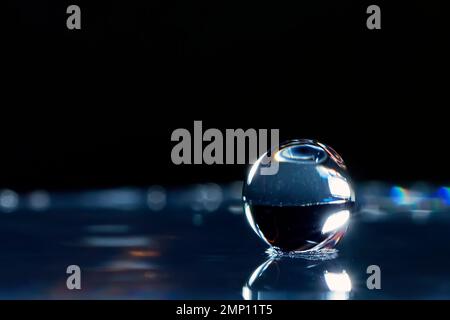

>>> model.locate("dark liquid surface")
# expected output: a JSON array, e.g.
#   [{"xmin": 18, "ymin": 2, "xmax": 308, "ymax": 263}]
[{"xmin": 248, "ymin": 203, "xmax": 352, "ymax": 251}]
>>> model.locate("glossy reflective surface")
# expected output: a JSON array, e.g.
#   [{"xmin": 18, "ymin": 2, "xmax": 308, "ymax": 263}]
[
  {"xmin": 243, "ymin": 140, "xmax": 355, "ymax": 252},
  {"xmin": 0, "ymin": 182, "xmax": 450, "ymax": 299}
]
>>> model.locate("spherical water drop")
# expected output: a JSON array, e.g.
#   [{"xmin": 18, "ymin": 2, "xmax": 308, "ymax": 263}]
[{"xmin": 243, "ymin": 139, "xmax": 355, "ymax": 253}]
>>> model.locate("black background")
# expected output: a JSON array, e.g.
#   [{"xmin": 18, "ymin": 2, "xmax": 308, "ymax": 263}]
[{"xmin": 2, "ymin": 0, "xmax": 448, "ymax": 190}]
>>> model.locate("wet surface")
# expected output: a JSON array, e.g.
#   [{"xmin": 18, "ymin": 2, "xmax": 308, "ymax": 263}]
[{"xmin": 0, "ymin": 183, "xmax": 449, "ymax": 299}]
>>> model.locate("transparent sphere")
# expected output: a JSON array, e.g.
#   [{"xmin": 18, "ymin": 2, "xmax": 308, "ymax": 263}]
[{"xmin": 243, "ymin": 139, "xmax": 355, "ymax": 252}]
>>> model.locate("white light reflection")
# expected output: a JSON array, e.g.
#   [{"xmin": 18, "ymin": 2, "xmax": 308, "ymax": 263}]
[
  {"xmin": 321, "ymin": 210, "xmax": 350, "ymax": 234},
  {"xmin": 328, "ymin": 176, "xmax": 351, "ymax": 199},
  {"xmin": 247, "ymin": 153, "xmax": 269, "ymax": 185},
  {"xmin": 242, "ymin": 285, "xmax": 252, "ymax": 301},
  {"xmin": 324, "ymin": 271, "xmax": 352, "ymax": 300},
  {"xmin": 244, "ymin": 202, "xmax": 258, "ymax": 235}
]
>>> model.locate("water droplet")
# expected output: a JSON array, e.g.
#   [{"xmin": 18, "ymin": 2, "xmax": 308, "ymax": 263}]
[{"xmin": 243, "ymin": 139, "xmax": 355, "ymax": 253}]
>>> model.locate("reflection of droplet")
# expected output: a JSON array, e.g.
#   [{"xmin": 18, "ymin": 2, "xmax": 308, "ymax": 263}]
[
  {"xmin": 147, "ymin": 186, "xmax": 167, "ymax": 211},
  {"xmin": 243, "ymin": 257, "xmax": 351, "ymax": 300},
  {"xmin": 0, "ymin": 189, "xmax": 19, "ymax": 212},
  {"xmin": 243, "ymin": 140, "xmax": 355, "ymax": 253}
]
